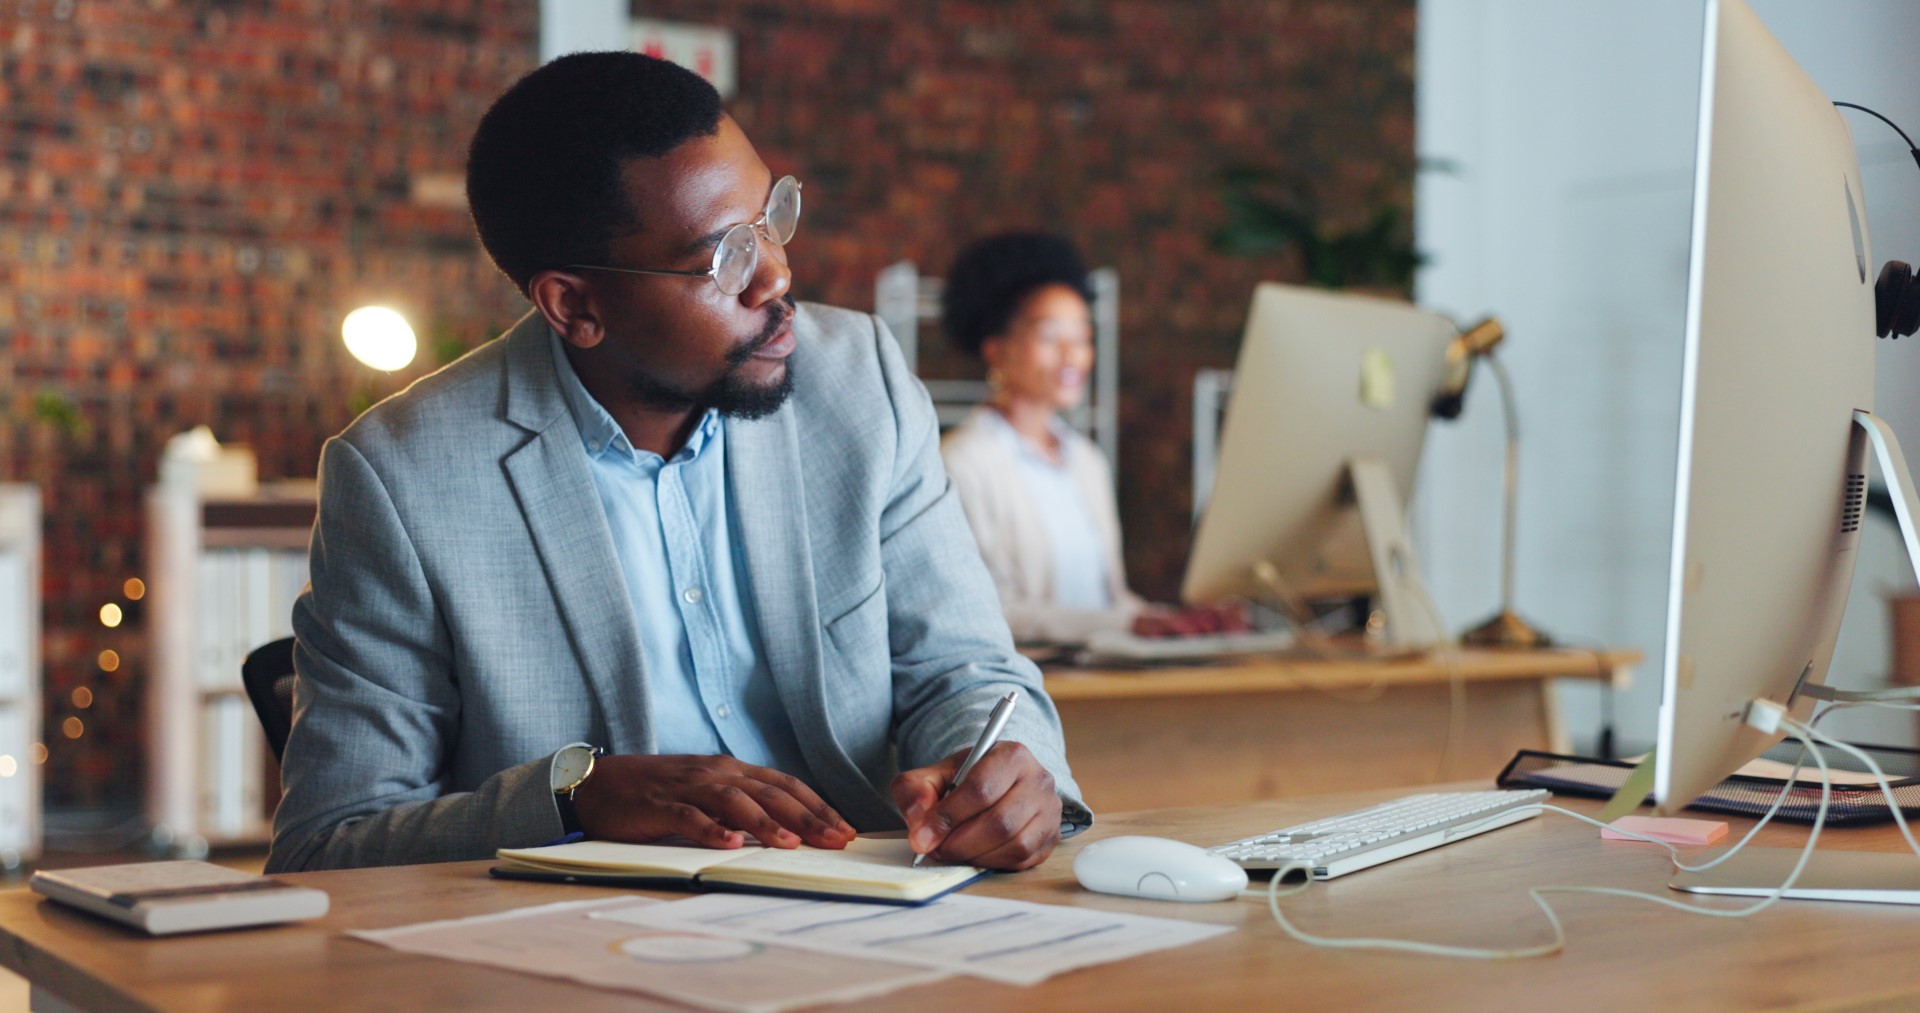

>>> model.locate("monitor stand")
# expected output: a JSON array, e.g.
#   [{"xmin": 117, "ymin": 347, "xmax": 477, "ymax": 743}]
[
  {"xmin": 1671, "ymin": 410, "xmax": 1920, "ymax": 902},
  {"xmin": 1349, "ymin": 457, "xmax": 1444, "ymax": 651},
  {"xmin": 1798, "ymin": 410, "xmax": 1920, "ymax": 707}
]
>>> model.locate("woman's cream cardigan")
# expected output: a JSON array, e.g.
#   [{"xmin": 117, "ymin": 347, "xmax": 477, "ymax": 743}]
[{"xmin": 939, "ymin": 407, "xmax": 1146, "ymax": 643}]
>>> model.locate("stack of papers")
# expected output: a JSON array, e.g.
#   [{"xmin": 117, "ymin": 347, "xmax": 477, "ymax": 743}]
[{"xmin": 354, "ymin": 884, "xmax": 1234, "ymax": 1011}]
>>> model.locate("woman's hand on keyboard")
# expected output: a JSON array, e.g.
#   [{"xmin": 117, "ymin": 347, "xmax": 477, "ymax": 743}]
[{"xmin": 1130, "ymin": 603, "xmax": 1252, "ymax": 638}]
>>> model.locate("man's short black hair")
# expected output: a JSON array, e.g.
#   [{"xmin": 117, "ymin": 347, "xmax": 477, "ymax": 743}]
[
  {"xmin": 466, "ymin": 52, "xmax": 724, "ymax": 295},
  {"xmin": 941, "ymin": 231, "xmax": 1095, "ymax": 358}
]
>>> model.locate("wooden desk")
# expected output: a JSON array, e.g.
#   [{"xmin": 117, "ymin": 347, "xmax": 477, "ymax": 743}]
[
  {"xmin": 5, "ymin": 786, "xmax": 1918, "ymax": 1013},
  {"xmin": 1046, "ymin": 648, "xmax": 1637, "ymax": 811}
]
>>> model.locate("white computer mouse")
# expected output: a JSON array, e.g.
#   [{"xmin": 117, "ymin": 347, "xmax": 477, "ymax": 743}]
[{"xmin": 1072, "ymin": 835, "xmax": 1249, "ymax": 902}]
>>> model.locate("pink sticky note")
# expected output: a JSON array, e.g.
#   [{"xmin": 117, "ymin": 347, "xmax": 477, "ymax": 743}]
[{"xmin": 1601, "ymin": 815, "xmax": 1728, "ymax": 846}]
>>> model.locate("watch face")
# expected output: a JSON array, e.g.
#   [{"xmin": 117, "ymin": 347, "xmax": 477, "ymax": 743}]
[{"xmin": 551, "ymin": 745, "xmax": 594, "ymax": 793}]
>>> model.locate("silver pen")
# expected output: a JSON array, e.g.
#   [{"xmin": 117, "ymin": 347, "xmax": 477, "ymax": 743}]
[{"xmin": 912, "ymin": 690, "xmax": 1020, "ymax": 868}]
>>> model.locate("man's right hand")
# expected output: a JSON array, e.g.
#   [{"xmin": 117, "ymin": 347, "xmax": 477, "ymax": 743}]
[{"xmin": 571, "ymin": 754, "xmax": 857, "ymax": 850}]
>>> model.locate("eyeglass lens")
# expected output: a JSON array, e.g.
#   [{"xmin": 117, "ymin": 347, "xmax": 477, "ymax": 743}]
[{"xmin": 711, "ymin": 176, "xmax": 802, "ymax": 296}]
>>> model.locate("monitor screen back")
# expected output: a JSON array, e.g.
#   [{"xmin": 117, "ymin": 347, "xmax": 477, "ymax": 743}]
[
  {"xmin": 1654, "ymin": 0, "xmax": 1877, "ymax": 811},
  {"xmin": 1183, "ymin": 284, "xmax": 1455, "ymax": 606}
]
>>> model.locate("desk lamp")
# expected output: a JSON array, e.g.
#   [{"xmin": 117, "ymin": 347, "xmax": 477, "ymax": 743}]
[{"xmin": 1431, "ymin": 317, "xmax": 1553, "ymax": 648}]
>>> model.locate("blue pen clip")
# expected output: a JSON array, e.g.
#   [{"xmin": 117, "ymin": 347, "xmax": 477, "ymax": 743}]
[{"xmin": 536, "ymin": 831, "xmax": 585, "ymax": 848}]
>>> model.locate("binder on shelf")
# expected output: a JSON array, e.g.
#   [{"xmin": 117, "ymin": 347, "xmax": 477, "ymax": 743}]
[{"xmin": 149, "ymin": 481, "xmax": 316, "ymax": 852}]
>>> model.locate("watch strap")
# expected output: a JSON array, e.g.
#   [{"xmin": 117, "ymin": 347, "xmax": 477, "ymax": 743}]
[{"xmin": 555, "ymin": 788, "xmax": 585, "ymax": 836}]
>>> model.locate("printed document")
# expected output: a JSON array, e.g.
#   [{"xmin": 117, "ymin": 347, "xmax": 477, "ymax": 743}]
[
  {"xmin": 350, "ymin": 897, "xmax": 946, "ymax": 1013},
  {"xmin": 593, "ymin": 891, "xmax": 1235, "ymax": 986}
]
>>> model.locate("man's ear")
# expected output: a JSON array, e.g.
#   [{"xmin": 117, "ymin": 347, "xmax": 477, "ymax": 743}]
[{"xmin": 528, "ymin": 270, "xmax": 605, "ymax": 349}]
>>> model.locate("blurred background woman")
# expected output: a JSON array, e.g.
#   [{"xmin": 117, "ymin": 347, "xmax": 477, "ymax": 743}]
[{"xmin": 939, "ymin": 231, "xmax": 1241, "ymax": 644}]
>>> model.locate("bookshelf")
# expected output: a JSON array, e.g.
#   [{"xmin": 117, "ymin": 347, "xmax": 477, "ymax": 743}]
[
  {"xmin": 146, "ymin": 482, "xmax": 313, "ymax": 855},
  {"xmin": 0, "ymin": 485, "xmax": 41, "ymax": 869}
]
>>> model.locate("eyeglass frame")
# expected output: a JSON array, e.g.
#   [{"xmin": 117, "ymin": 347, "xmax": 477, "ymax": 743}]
[{"xmin": 563, "ymin": 175, "xmax": 802, "ymax": 297}]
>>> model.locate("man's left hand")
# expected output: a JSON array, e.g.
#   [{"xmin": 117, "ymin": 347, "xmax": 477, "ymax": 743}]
[{"xmin": 890, "ymin": 741, "xmax": 1063, "ymax": 871}]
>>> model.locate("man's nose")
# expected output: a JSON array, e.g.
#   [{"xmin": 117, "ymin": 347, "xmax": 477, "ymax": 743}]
[{"xmin": 740, "ymin": 240, "xmax": 791, "ymax": 307}]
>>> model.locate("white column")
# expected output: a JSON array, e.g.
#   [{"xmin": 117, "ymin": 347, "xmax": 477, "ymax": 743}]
[{"xmin": 540, "ymin": 0, "xmax": 629, "ymax": 64}]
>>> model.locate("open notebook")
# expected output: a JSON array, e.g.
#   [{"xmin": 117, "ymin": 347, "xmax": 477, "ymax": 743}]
[{"xmin": 491, "ymin": 837, "xmax": 987, "ymax": 906}]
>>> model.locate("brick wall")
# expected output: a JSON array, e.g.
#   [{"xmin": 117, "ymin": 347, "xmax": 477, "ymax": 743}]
[
  {"xmin": 3, "ymin": 1, "xmax": 537, "ymax": 806},
  {"xmin": 3, "ymin": 0, "xmax": 1412, "ymax": 807}
]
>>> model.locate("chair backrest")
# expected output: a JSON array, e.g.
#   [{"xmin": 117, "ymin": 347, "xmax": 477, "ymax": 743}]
[
  {"xmin": 876, "ymin": 260, "xmax": 1121, "ymax": 470},
  {"xmin": 241, "ymin": 637, "xmax": 296, "ymax": 763}
]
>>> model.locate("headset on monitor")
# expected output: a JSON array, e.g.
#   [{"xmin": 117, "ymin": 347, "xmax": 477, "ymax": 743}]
[
  {"xmin": 1876, "ymin": 261, "xmax": 1920, "ymax": 339},
  {"xmin": 1834, "ymin": 101, "xmax": 1920, "ymax": 339}
]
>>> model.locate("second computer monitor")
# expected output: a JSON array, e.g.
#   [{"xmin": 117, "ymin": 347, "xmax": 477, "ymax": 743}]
[
  {"xmin": 1653, "ymin": 0, "xmax": 1880, "ymax": 811},
  {"xmin": 1183, "ymin": 284, "xmax": 1456, "ymax": 622}
]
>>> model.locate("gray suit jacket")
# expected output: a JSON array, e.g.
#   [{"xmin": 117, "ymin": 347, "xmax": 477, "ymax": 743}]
[{"xmin": 267, "ymin": 304, "xmax": 1091, "ymax": 872}]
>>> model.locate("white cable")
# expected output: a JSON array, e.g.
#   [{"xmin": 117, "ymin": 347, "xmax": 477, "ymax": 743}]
[
  {"xmin": 1405, "ymin": 580, "xmax": 1467, "ymax": 781},
  {"xmin": 1254, "ymin": 725, "xmax": 1839, "ymax": 959},
  {"xmin": 1795, "ymin": 722, "xmax": 1920, "ymax": 860}
]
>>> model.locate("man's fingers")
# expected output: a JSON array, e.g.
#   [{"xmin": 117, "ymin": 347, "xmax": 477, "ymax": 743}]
[
  {"xmin": 744, "ymin": 779, "xmax": 850, "ymax": 848},
  {"xmin": 933, "ymin": 769, "xmax": 1056, "ymax": 864},
  {"xmin": 742, "ymin": 763, "xmax": 857, "ymax": 839},
  {"xmin": 698, "ymin": 783, "xmax": 800, "ymax": 848},
  {"xmin": 920, "ymin": 744, "xmax": 1029, "ymax": 855},
  {"xmin": 962, "ymin": 808, "xmax": 1060, "ymax": 871},
  {"xmin": 665, "ymin": 802, "xmax": 745, "ymax": 849},
  {"xmin": 891, "ymin": 753, "xmax": 964, "ymax": 848}
]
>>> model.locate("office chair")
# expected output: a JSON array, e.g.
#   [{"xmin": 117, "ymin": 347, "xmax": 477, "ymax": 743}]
[{"xmin": 241, "ymin": 636, "xmax": 297, "ymax": 762}]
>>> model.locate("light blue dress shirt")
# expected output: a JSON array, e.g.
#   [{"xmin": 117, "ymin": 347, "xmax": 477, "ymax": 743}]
[
  {"xmin": 548, "ymin": 333, "xmax": 811, "ymax": 778},
  {"xmin": 985, "ymin": 411, "xmax": 1112, "ymax": 610}
]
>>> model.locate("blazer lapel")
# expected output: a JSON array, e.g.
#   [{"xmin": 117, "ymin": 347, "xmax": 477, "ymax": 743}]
[{"xmin": 499, "ymin": 315, "xmax": 654, "ymax": 752}]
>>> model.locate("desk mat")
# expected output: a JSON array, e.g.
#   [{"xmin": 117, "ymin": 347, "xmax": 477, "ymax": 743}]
[{"xmin": 1497, "ymin": 738, "xmax": 1920, "ymax": 825}]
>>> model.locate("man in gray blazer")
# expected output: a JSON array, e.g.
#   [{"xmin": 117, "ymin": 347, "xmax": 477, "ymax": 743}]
[{"xmin": 266, "ymin": 53, "xmax": 1090, "ymax": 872}]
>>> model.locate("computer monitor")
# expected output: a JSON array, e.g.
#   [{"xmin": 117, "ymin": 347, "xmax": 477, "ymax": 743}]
[
  {"xmin": 1182, "ymin": 284, "xmax": 1457, "ymax": 646},
  {"xmin": 1653, "ymin": 0, "xmax": 1900, "ymax": 810}
]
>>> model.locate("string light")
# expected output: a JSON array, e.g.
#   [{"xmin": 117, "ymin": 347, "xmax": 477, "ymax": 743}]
[
  {"xmin": 98, "ymin": 649, "xmax": 119, "ymax": 672},
  {"xmin": 71, "ymin": 687, "xmax": 93, "ymax": 709},
  {"xmin": 123, "ymin": 577, "xmax": 145, "ymax": 600},
  {"xmin": 99, "ymin": 603, "xmax": 122, "ymax": 628},
  {"xmin": 0, "ymin": 757, "xmax": 16, "ymax": 778},
  {"xmin": 28, "ymin": 743, "xmax": 46, "ymax": 765},
  {"xmin": 61, "ymin": 717, "xmax": 83, "ymax": 739}
]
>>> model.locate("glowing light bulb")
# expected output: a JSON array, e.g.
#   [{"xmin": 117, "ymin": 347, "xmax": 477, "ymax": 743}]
[
  {"xmin": 342, "ymin": 306, "xmax": 418, "ymax": 372},
  {"xmin": 99, "ymin": 603, "xmax": 122, "ymax": 628}
]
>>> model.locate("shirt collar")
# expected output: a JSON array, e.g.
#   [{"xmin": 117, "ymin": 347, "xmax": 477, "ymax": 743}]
[
  {"xmin": 547, "ymin": 329, "xmax": 720, "ymax": 464},
  {"xmin": 978, "ymin": 406, "xmax": 1077, "ymax": 466}
]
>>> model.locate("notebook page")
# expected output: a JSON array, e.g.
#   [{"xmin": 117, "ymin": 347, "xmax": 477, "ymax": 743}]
[
  {"xmin": 718, "ymin": 838, "xmax": 980, "ymax": 889},
  {"xmin": 495, "ymin": 840, "xmax": 764, "ymax": 875}
]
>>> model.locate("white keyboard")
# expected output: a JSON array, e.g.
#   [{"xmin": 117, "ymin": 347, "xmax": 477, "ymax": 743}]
[
  {"xmin": 1210, "ymin": 789, "xmax": 1551, "ymax": 880},
  {"xmin": 1081, "ymin": 628, "xmax": 1298, "ymax": 663}
]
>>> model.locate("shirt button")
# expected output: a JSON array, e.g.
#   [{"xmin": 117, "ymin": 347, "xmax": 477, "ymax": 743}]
[
  {"xmin": 683, "ymin": 587, "xmax": 703, "ymax": 604},
  {"xmin": 715, "ymin": 704, "xmax": 732, "ymax": 719}
]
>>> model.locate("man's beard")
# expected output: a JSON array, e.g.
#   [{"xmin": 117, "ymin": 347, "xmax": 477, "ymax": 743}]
[{"xmin": 625, "ymin": 296, "xmax": 797, "ymax": 420}]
